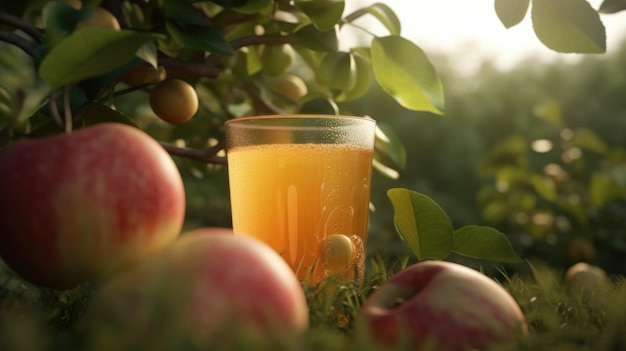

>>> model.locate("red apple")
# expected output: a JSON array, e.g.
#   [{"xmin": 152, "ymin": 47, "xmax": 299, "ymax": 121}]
[
  {"xmin": 83, "ymin": 228, "xmax": 309, "ymax": 350},
  {"xmin": 0, "ymin": 123, "xmax": 185, "ymax": 290},
  {"xmin": 357, "ymin": 260, "xmax": 527, "ymax": 351}
]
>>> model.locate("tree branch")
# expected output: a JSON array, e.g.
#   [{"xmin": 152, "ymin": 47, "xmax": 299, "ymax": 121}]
[
  {"xmin": 158, "ymin": 55, "xmax": 220, "ymax": 79},
  {"xmin": 206, "ymin": 35, "xmax": 297, "ymax": 66},
  {"xmin": 0, "ymin": 30, "xmax": 35, "ymax": 56},
  {"xmin": 242, "ymin": 84, "xmax": 285, "ymax": 115},
  {"xmin": 0, "ymin": 12, "xmax": 44, "ymax": 43},
  {"xmin": 159, "ymin": 139, "xmax": 227, "ymax": 164},
  {"xmin": 158, "ymin": 35, "xmax": 297, "ymax": 79}
]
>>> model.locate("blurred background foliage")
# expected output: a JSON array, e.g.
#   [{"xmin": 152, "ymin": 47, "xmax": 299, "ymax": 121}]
[
  {"xmin": 140, "ymin": 37, "xmax": 626, "ymax": 277},
  {"xmin": 0, "ymin": 0, "xmax": 624, "ymax": 279},
  {"xmin": 109, "ymin": 37, "xmax": 626, "ymax": 278},
  {"xmin": 355, "ymin": 42, "xmax": 626, "ymax": 277}
]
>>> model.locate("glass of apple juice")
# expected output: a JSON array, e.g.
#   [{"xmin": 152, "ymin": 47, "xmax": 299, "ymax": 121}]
[{"xmin": 225, "ymin": 115, "xmax": 376, "ymax": 284}]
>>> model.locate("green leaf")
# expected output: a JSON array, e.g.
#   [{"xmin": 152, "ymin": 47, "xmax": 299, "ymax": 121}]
[
  {"xmin": 372, "ymin": 158, "xmax": 399, "ymax": 179},
  {"xmin": 315, "ymin": 52, "xmax": 356, "ymax": 92},
  {"xmin": 211, "ymin": 0, "xmax": 249, "ymax": 8},
  {"xmin": 589, "ymin": 172, "xmax": 622, "ymax": 209},
  {"xmin": 347, "ymin": 3, "xmax": 401, "ymax": 35},
  {"xmin": 41, "ymin": 0, "xmax": 92, "ymax": 49},
  {"xmin": 336, "ymin": 52, "xmax": 372, "ymax": 101},
  {"xmin": 531, "ymin": 0, "xmax": 606, "ymax": 53},
  {"xmin": 599, "ymin": 0, "xmax": 626, "ymax": 14},
  {"xmin": 75, "ymin": 103, "xmax": 139, "ymax": 128},
  {"xmin": 163, "ymin": 0, "xmax": 208, "ymax": 26},
  {"xmin": 479, "ymin": 134, "xmax": 527, "ymax": 174},
  {"xmin": 453, "ymin": 225, "xmax": 522, "ymax": 263},
  {"xmin": 481, "ymin": 198, "xmax": 511, "ymax": 223},
  {"xmin": 231, "ymin": 0, "xmax": 274, "ymax": 14},
  {"xmin": 558, "ymin": 198, "xmax": 591, "ymax": 236},
  {"xmin": 294, "ymin": 25, "xmax": 339, "ymax": 52},
  {"xmin": 387, "ymin": 188, "xmax": 454, "ymax": 260},
  {"xmin": 371, "ymin": 36, "xmax": 444, "ymax": 114},
  {"xmin": 135, "ymin": 42, "xmax": 159, "ymax": 68},
  {"xmin": 292, "ymin": 44, "xmax": 325, "ymax": 68},
  {"xmin": 39, "ymin": 28, "xmax": 162, "ymax": 88},
  {"xmin": 166, "ymin": 21, "xmax": 234, "ymax": 56},
  {"xmin": 571, "ymin": 127, "xmax": 608, "ymax": 154},
  {"xmin": 532, "ymin": 101, "xmax": 563, "ymax": 127},
  {"xmin": 299, "ymin": 97, "xmax": 339, "ymax": 115},
  {"xmin": 374, "ymin": 123, "xmax": 406, "ymax": 169},
  {"xmin": 495, "ymin": 0, "xmax": 530, "ymax": 28},
  {"xmin": 529, "ymin": 174, "xmax": 557, "ymax": 201},
  {"xmin": 294, "ymin": 0, "xmax": 345, "ymax": 32}
]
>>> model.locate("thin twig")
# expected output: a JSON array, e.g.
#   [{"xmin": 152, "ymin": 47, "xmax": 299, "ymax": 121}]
[
  {"xmin": 63, "ymin": 85, "xmax": 72, "ymax": 134},
  {"xmin": 0, "ymin": 12, "xmax": 45, "ymax": 43},
  {"xmin": 341, "ymin": 8, "xmax": 381, "ymax": 38},
  {"xmin": 242, "ymin": 84, "xmax": 285, "ymax": 115},
  {"xmin": 158, "ymin": 139, "xmax": 227, "ymax": 164},
  {"xmin": 48, "ymin": 92, "xmax": 64, "ymax": 129},
  {"xmin": 343, "ymin": 7, "xmax": 368, "ymax": 23},
  {"xmin": 0, "ymin": 30, "xmax": 35, "ymax": 56}
]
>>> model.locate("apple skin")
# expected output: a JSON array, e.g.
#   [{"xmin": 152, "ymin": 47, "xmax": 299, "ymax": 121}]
[
  {"xmin": 0, "ymin": 123, "xmax": 185, "ymax": 290},
  {"xmin": 357, "ymin": 260, "xmax": 527, "ymax": 351},
  {"xmin": 83, "ymin": 228, "xmax": 309, "ymax": 350}
]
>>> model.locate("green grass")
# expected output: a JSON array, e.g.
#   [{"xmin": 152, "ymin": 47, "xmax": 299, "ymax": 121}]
[{"xmin": 0, "ymin": 258, "xmax": 625, "ymax": 351}]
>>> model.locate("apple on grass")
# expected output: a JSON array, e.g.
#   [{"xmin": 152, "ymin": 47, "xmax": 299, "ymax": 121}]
[
  {"xmin": 357, "ymin": 260, "xmax": 528, "ymax": 351},
  {"xmin": 0, "ymin": 123, "xmax": 185, "ymax": 290},
  {"xmin": 564, "ymin": 262, "xmax": 607, "ymax": 297},
  {"xmin": 83, "ymin": 228, "xmax": 309, "ymax": 351}
]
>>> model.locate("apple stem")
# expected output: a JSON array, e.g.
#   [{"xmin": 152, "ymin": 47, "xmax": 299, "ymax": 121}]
[{"xmin": 63, "ymin": 85, "xmax": 73, "ymax": 134}]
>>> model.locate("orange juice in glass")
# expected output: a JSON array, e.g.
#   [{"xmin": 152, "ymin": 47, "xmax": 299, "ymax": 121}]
[{"xmin": 225, "ymin": 115, "xmax": 376, "ymax": 283}]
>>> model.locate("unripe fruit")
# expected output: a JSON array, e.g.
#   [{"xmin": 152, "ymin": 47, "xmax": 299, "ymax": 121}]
[
  {"xmin": 64, "ymin": 0, "xmax": 82, "ymax": 10},
  {"xmin": 311, "ymin": 234, "xmax": 364, "ymax": 284},
  {"xmin": 271, "ymin": 75, "xmax": 308, "ymax": 102},
  {"xmin": 77, "ymin": 7, "xmax": 121, "ymax": 30},
  {"xmin": 320, "ymin": 234, "xmax": 355, "ymax": 272},
  {"xmin": 120, "ymin": 65, "xmax": 167, "ymax": 87},
  {"xmin": 262, "ymin": 44, "xmax": 294, "ymax": 76},
  {"xmin": 149, "ymin": 79, "xmax": 199, "ymax": 124}
]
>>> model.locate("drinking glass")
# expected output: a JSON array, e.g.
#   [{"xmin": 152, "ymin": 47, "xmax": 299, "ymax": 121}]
[{"xmin": 225, "ymin": 115, "xmax": 376, "ymax": 283}]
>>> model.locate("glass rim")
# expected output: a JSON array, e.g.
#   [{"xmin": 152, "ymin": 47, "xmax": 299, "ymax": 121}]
[{"xmin": 224, "ymin": 114, "xmax": 375, "ymax": 126}]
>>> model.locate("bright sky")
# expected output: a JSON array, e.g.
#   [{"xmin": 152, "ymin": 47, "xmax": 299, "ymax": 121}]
[{"xmin": 347, "ymin": 0, "xmax": 626, "ymax": 73}]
